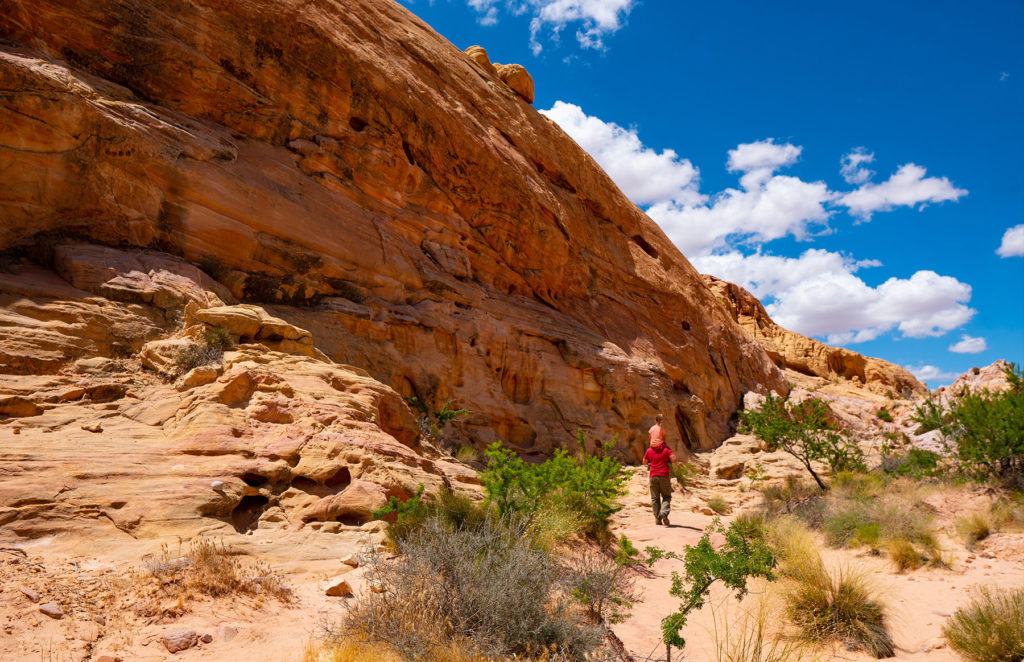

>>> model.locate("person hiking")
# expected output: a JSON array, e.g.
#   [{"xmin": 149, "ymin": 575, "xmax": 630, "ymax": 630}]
[{"xmin": 643, "ymin": 414, "xmax": 675, "ymax": 526}]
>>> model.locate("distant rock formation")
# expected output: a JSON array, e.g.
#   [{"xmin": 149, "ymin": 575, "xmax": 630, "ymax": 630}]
[
  {"xmin": 703, "ymin": 275, "xmax": 925, "ymax": 395},
  {"xmin": 0, "ymin": 0, "xmax": 787, "ymax": 461}
]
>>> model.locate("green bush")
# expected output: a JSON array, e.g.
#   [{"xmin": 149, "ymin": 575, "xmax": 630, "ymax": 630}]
[
  {"xmin": 740, "ymin": 394, "xmax": 865, "ymax": 491},
  {"xmin": 480, "ymin": 432, "xmax": 627, "ymax": 539},
  {"xmin": 876, "ymin": 408, "xmax": 893, "ymax": 423},
  {"xmin": 913, "ymin": 363, "xmax": 1024, "ymax": 487},
  {"xmin": 944, "ymin": 586, "xmax": 1024, "ymax": 662}
]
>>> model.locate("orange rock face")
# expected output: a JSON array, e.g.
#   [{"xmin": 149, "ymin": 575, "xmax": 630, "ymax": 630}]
[
  {"xmin": 703, "ymin": 275, "xmax": 925, "ymax": 395},
  {"xmin": 0, "ymin": 0, "xmax": 787, "ymax": 462}
]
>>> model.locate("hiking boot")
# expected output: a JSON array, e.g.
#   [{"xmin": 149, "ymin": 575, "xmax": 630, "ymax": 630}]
[
  {"xmin": 654, "ymin": 518, "xmax": 663, "ymax": 525},
  {"xmin": 661, "ymin": 514, "xmax": 671, "ymax": 526}
]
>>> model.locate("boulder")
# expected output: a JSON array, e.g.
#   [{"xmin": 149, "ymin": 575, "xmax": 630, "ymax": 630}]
[
  {"xmin": 301, "ymin": 480, "xmax": 389, "ymax": 523},
  {"xmin": 494, "ymin": 63, "xmax": 534, "ymax": 103},
  {"xmin": 464, "ymin": 45, "xmax": 496, "ymax": 76}
]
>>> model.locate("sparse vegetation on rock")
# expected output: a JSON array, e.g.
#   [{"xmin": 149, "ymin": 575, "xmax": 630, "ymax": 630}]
[{"xmin": 913, "ymin": 362, "xmax": 1024, "ymax": 487}]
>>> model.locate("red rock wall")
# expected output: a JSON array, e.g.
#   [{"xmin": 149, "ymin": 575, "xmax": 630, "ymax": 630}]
[{"xmin": 0, "ymin": 0, "xmax": 787, "ymax": 459}]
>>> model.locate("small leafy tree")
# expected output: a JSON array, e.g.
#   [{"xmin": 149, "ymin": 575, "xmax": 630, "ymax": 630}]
[
  {"xmin": 914, "ymin": 363, "xmax": 1024, "ymax": 486},
  {"xmin": 739, "ymin": 393, "xmax": 864, "ymax": 491},
  {"xmin": 645, "ymin": 519, "xmax": 776, "ymax": 651}
]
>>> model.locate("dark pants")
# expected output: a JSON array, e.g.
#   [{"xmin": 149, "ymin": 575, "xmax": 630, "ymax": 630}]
[{"xmin": 650, "ymin": 475, "xmax": 672, "ymax": 521}]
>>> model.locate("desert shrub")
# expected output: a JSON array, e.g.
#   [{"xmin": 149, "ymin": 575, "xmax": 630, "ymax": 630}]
[
  {"xmin": 455, "ymin": 445, "xmax": 480, "ymax": 464},
  {"xmin": 912, "ymin": 363, "xmax": 1024, "ymax": 487},
  {"xmin": 882, "ymin": 448, "xmax": 941, "ymax": 478},
  {"xmin": 823, "ymin": 503, "xmax": 881, "ymax": 548},
  {"xmin": 644, "ymin": 519, "xmax": 777, "ymax": 650},
  {"xmin": 833, "ymin": 471, "xmax": 887, "ymax": 500},
  {"xmin": 481, "ymin": 433, "xmax": 627, "ymax": 539},
  {"xmin": 671, "ymin": 461, "xmax": 698, "ymax": 487},
  {"xmin": 137, "ymin": 538, "xmax": 290, "ymax": 616},
  {"xmin": 876, "ymin": 408, "xmax": 893, "ymax": 423},
  {"xmin": 814, "ymin": 484, "xmax": 943, "ymax": 570},
  {"xmin": 342, "ymin": 516, "xmax": 604, "ymax": 661},
  {"xmin": 707, "ymin": 496, "xmax": 731, "ymax": 515},
  {"xmin": 956, "ymin": 510, "xmax": 993, "ymax": 550},
  {"xmin": 562, "ymin": 536, "xmax": 641, "ymax": 624},
  {"xmin": 740, "ymin": 393, "xmax": 865, "ymax": 490},
  {"xmin": 760, "ymin": 476, "xmax": 827, "ymax": 525},
  {"xmin": 991, "ymin": 493, "xmax": 1024, "ymax": 531},
  {"xmin": 436, "ymin": 400, "xmax": 469, "ymax": 426},
  {"xmin": 203, "ymin": 326, "xmax": 233, "ymax": 351},
  {"xmin": 404, "ymin": 397, "xmax": 469, "ymax": 443},
  {"xmin": 943, "ymin": 586, "xmax": 1024, "ymax": 662},
  {"xmin": 373, "ymin": 486, "xmax": 491, "ymax": 549}
]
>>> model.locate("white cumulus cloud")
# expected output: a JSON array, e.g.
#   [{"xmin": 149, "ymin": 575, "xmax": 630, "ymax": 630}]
[
  {"xmin": 906, "ymin": 364, "xmax": 961, "ymax": 385},
  {"xmin": 467, "ymin": 0, "xmax": 637, "ymax": 52},
  {"xmin": 996, "ymin": 224, "xmax": 1024, "ymax": 257},
  {"xmin": 948, "ymin": 334, "xmax": 987, "ymax": 354},
  {"xmin": 541, "ymin": 100, "xmax": 975, "ymax": 346},
  {"xmin": 540, "ymin": 101, "xmax": 702, "ymax": 206},
  {"xmin": 839, "ymin": 163, "xmax": 967, "ymax": 220},
  {"xmin": 648, "ymin": 175, "xmax": 834, "ymax": 256},
  {"xmin": 691, "ymin": 251, "xmax": 975, "ymax": 344},
  {"xmin": 840, "ymin": 147, "xmax": 875, "ymax": 185}
]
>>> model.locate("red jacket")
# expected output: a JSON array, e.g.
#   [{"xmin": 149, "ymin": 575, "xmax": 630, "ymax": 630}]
[{"xmin": 643, "ymin": 444, "xmax": 675, "ymax": 477}]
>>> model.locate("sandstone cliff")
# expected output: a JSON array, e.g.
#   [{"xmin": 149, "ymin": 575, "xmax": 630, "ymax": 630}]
[
  {"xmin": 0, "ymin": 0, "xmax": 787, "ymax": 461},
  {"xmin": 703, "ymin": 275, "xmax": 925, "ymax": 394},
  {"xmin": 0, "ymin": 247, "xmax": 478, "ymax": 541}
]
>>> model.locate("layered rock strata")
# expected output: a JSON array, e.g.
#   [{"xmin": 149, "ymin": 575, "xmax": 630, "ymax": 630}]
[
  {"xmin": 703, "ymin": 275, "xmax": 925, "ymax": 395},
  {"xmin": 0, "ymin": 0, "xmax": 787, "ymax": 462},
  {"xmin": 0, "ymin": 248, "xmax": 477, "ymax": 541}
]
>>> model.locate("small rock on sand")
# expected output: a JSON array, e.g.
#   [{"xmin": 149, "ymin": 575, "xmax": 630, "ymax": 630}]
[
  {"xmin": 19, "ymin": 586, "xmax": 40, "ymax": 603},
  {"xmin": 321, "ymin": 576, "xmax": 354, "ymax": 597},
  {"xmin": 38, "ymin": 602, "xmax": 63, "ymax": 619},
  {"xmin": 161, "ymin": 629, "xmax": 198, "ymax": 653}
]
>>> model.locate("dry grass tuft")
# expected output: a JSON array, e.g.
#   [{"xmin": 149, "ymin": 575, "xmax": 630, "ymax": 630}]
[
  {"xmin": 135, "ymin": 538, "xmax": 291, "ymax": 616},
  {"xmin": 767, "ymin": 517, "xmax": 894, "ymax": 658},
  {"xmin": 712, "ymin": 600, "xmax": 806, "ymax": 662},
  {"xmin": 886, "ymin": 538, "xmax": 922, "ymax": 572},
  {"xmin": 943, "ymin": 586, "xmax": 1024, "ymax": 662},
  {"xmin": 956, "ymin": 510, "xmax": 993, "ymax": 550},
  {"xmin": 455, "ymin": 446, "xmax": 480, "ymax": 464},
  {"xmin": 707, "ymin": 496, "xmax": 731, "ymax": 515}
]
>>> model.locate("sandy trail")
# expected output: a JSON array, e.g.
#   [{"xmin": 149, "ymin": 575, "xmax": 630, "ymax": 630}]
[{"xmin": 608, "ymin": 470, "xmax": 1024, "ymax": 662}]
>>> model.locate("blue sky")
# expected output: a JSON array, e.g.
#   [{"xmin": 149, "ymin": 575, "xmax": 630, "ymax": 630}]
[{"xmin": 400, "ymin": 0, "xmax": 1024, "ymax": 387}]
